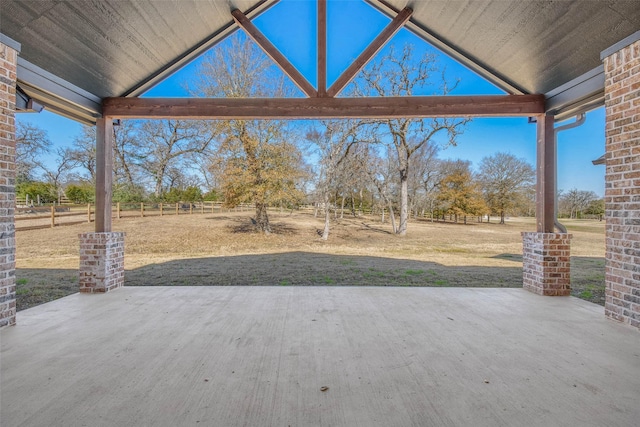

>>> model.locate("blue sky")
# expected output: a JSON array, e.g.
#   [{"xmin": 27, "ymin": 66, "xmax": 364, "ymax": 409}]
[{"xmin": 16, "ymin": 0, "xmax": 605, "ymax": 196}]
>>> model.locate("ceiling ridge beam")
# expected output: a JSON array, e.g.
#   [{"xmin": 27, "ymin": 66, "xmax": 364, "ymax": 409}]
[
  {"xmin": 326, "ymin": 6, "xmax": 413, "ymax": 98},
  {"xmin": 317, "ymin": 0, "xmax": 327, "ymax": 97},
  {"xmin": 232, "ymin": 8, "xmax": 317, "ymax": 98},
  {"xmin": 103, "ymin": 94, "xmax": 544, "ymax": 119}
]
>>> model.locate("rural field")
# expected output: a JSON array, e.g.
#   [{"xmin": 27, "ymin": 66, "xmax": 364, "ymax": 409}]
[{"xmin": 14, "ymin": 211, "xmax": 606, "ymax": 311}]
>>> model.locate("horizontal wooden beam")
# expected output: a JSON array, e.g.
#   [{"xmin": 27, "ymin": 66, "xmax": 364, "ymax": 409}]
[
  {"xmin": 232, "ymin": 9, "xmax": 317, "ymax": 98},
  {"xmin": 327, "ymin": 7, "xmax": 413, "ymax": 97},
  {"xmin": 102, "ymin": 95, "xmax": 545, "ymax": 120}
]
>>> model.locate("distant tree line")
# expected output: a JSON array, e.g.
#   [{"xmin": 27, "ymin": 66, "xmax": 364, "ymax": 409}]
[
  {"xmin": 558, "ymin": 188, "xmax": 604, "ymax": 219},
  {"xmin": 14, "ymin": 33, "xmax": 603, "ymax": 236}
]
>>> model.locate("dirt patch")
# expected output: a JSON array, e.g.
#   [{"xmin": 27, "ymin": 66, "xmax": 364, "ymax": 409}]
[{"xmin": 15, "ymin": 211, "xmax": 606, "ymax": 310}]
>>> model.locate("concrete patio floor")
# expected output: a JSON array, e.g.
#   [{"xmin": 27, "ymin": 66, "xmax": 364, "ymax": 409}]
[{"xmin": 1, "ymin": 287, "xmax": 639, "ymax": 426}]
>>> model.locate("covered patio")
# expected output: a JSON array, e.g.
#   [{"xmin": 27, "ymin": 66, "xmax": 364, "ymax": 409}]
[
  {"xmin": 1, "ymin": 0, "xmax": 640, "ymax": 424},
  {"xmin": 3, "ymin": 287, "xmax": 640, "ymax": 426}
]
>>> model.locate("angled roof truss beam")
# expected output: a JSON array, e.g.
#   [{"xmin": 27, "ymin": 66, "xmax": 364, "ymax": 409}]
[
  {"xmin": 326, "ymin": 6, "xmax": 413, "ymax": 97},
  {"xmin": 232, "ymin": 8, "xmax": 317, "ymax": 97}
]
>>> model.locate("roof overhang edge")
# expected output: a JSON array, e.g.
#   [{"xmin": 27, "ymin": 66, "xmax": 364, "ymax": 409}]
[{"xmin": 0, "ymin": 33, "xmax": 21, "ymax": 53}]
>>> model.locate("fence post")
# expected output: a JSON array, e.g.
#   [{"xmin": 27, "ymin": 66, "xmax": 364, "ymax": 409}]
[
  {"xmin": 211, "ymin": 202, "xmax": 214, "ymax": 214},
  {"xmin": 176, "ymin": 203, "xmax": 179, "ymax": 215},
  {"xmin": 190, "ymin": 203, "xmax": 193, "ymax": 215},
  {"xmin": 160, "ymin": 203, "xmax": 163, "ymax": 216},
  {"xmin": 87, "ymin": 203, "xmax": 91, "ymax": 223},
  {"xmin": 141, "ymin": 202, "xmax": 144, "ymax": 217},
  {"xmin": 51, "ymin": 205, "xmax": 55, "ymax": 228},
  {"xmin": 201, "ymin": 202, "xmax": 204, "ymax": 214},
  {"xmin": 117, "ymin": 202, "xmax": 121, "ymax": 219}
]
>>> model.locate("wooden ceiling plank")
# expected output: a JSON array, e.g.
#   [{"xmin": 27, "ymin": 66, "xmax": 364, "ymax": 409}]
[
  {"xmin": 326, "ymin": 6, "xmax": 413, "ymax": 98},
  {"xmin": 232, "ymin": 8, "xmax": 317, "ymax": 98},
  {"xmin": 102, "ymin": 94, "xmax": 544, "ymax": 119},
  {"xmin": 318, "ymin": 0, "xmax": 327, "ymax": 96}
]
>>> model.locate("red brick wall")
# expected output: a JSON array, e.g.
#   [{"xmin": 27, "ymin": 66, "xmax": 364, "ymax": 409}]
[
  {"xmin": 79, "ymin": 232, "xmax": 126, "ymax": 293},
  {"xmin": 0, "ymin": 42, "xmax": 17, "ymax": 328},
  {"xmin": 522, "ymin": 232, "xmax": 572, "ymax": 296},
  {"xmin": 603, "ymin": 39, "xmax": 640, "ymax": 329}
]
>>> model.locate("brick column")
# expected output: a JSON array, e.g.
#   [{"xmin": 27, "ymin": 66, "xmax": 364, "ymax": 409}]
[
  {"xmin": 0, "ymin": 42, "xmax": 18, "ymax": 328},
  {"xmin": 79, "ymin": 232, "xmax": 125, "ymax": 293},
  {"xmin": 522, "ymin": 232, "xmax": 572, "ymax": 296},
  {"xmin": 602, "ymin": 37, "xmax": 640, "ymax": 329}
]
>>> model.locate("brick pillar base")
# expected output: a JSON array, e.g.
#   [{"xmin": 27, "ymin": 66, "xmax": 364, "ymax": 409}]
[
  {"xmin": 522, "ymin": 232, "xmax": 572, "ymax": 296},
  {"xmin": 79, "ymin": 232, "xmax": 125, "ymax": 293}
]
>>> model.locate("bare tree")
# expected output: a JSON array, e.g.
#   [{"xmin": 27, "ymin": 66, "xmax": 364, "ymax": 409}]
[
  {"xmin": 559, "ymin": 188, "xmax": 599, "ymax": 219},
  {"xmin": 478, "ymin": 152, "xmax": 535, "ymax": 224},
  {"xmin": 407, "ymin": 142, "xmax": 440, "ymax": 220},
  {"xmin": 355, "ymin": 44, "xmax": 470, "ymax": 235},
  {"xmin": 113, "ymin": 120, "xmax": 146, "ymax": 188},
  {"xmin": 15, "ymin": 122, "xmax": 52, "ymax": 182},
  {"xmin": 188, "ymin": 148, "xmax": 218, "ymax": 192},
  {"xmin": 307, "ymin": 120, "xmax": 360, "ymax": 240},
  {"xmin": 38, "ymin": 148, "xmax": 79, "ymax": 202},
  {"xmin": 138, "ymin": 120, "xmax": 216, "ymax": 198},
  {"xmin": 69, "ymin": 126, "xmax": 96, "ymax": 182},
  {"xmin": 70, "ymin": 121, "xmax": 146, "ymax": 188},
  {"xmin": 356, "ymin": 144, "xmax": 399, "ymax": 231}
]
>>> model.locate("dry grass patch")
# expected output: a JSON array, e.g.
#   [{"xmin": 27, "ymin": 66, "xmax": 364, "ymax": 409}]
[{"xmin": 15, "ymin": 211, "xmax": 605, "ymax": 310}]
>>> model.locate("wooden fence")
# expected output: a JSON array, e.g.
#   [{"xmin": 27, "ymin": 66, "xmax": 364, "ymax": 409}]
[
  {"xmin": 15, "ymin": 202, "xmax": 252, "ymax": 231},
  {"xmin": 15, "ymin": 202, "xmax": 517, "ymax": 232}
]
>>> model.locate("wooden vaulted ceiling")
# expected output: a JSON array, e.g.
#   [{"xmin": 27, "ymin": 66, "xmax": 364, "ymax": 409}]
[{"xmin": 1, "ymin": 0, "xmax": 640, "ymax": 124}]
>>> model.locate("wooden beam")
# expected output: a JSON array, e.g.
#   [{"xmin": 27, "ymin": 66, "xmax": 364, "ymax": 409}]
[
  {"xmin": 95, "ymin": 117, "xmax": 113, "ymax": 232},
  {"xmin": 536, "ymin": 114, "xmax": 555, "ymax": 233},
  {"xmin": 318, "ymin": 0, "xmax": 327, "ymax": 96},
  {"xmin": 326, "ymin": 7, "xmax": 413, "ymax": 97},
  {"xmin": 103, "ymin": 95, "xmax": 545, "ymax": 120},
  {"xmin": 232, "ymin": 9, "xmax": 317, "ymax": 98}
]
